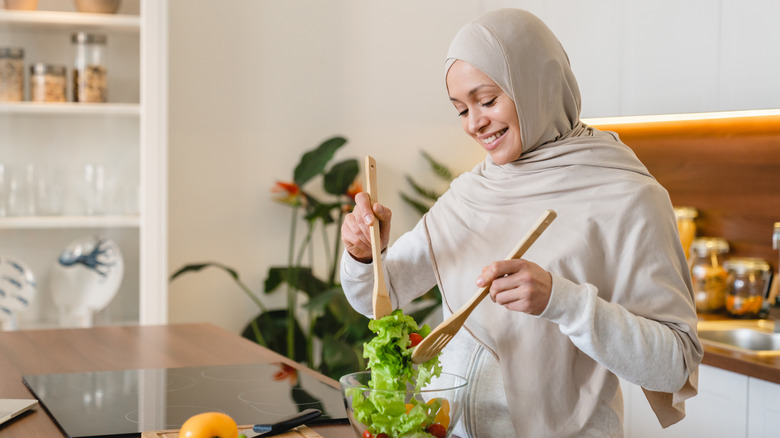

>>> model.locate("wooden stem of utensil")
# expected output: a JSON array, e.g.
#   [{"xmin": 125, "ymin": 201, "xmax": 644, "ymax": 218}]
[{"xmin": 365, "ymin": 156, "xmax": 392, "ymax": 319}]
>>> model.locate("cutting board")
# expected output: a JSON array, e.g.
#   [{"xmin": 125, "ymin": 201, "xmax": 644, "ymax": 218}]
[{"xmin": 141, "ymin": 425, "xmax": 323, "ymax": 438}]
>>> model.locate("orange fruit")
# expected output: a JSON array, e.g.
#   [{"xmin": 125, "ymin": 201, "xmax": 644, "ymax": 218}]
[
  {"xmin": 179, "ymin": 412, "xmax": 238, "ymax": 438},
  {"xmin": 428, "ymin": 398, "xmax": 450, "ymax": 430}
]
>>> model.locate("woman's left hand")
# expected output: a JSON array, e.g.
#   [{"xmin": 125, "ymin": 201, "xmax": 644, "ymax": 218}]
[{"xmin": 476, "ymin": 259, "xmax": 552, "ymax": 315}]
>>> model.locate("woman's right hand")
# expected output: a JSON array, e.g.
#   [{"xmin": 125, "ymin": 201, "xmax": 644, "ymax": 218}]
[{"xmin": 341, "ymin": 192, "xmax": 392, "ymax": 263}]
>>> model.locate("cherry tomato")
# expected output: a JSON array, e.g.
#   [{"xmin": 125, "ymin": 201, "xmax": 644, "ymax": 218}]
[
  {"xmin": 376, "ymin": 434, "xmax": 390, "ymax": 438},
  {"xmin": 409, "ymin": 332, "xmax": 423, "ymax": 348},
  {"xmin": 362, "ymin": 430, "xmax": 373, "ymax": 438},
  {"xmin": 426, "ymin": 423, "xmax": 447, "ymax": 438},
  {"xmin": 179, "ymin": 412, "xmax": 238, "ymax": 438}
]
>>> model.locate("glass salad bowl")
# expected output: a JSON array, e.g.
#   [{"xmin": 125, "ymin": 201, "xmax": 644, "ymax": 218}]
[{"xmin": 340, "ymin": 371, "xmax": 468, "ymax": 438}]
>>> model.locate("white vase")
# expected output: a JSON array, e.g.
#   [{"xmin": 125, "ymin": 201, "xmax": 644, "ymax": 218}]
[{"xmin": 50, "ymin": 236, "xmax": 124, "ymax": 328}]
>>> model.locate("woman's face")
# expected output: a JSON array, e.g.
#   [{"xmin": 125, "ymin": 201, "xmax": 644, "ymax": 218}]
[{"xmin": 446, "ymin": 60, "xmax": 522, "ymax": 165}]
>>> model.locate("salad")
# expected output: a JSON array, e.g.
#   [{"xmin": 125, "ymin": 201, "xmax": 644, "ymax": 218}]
[{"xmin": 347, "ymin": 309, "xmax": 448, "ymax": 438}]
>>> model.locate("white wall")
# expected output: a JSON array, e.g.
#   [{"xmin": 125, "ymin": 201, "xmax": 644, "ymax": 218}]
[
  {"xmin": 167, "ymin": 0, "xmax": 780, "ymax": 333},
  {"xmin": 168, "ymin": 0, "xmax": 486, "ymax": 332}
]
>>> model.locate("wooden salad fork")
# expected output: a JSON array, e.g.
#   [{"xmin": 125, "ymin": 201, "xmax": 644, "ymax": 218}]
[
  {"xmin": 366, "ymin": 156, "xmax": 393, "ymax": 320},
  {"xmin": 411, "ymin": 209, "xmax": 557, "ymax": 364}
]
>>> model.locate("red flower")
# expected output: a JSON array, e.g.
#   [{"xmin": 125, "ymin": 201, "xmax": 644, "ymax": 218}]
[
  {"xmin": 271, "ymin": 181, "xmax": 301, "ymax": 205},
  {"xmin": 346, "ymin": 180, "xmax": 362, "ymax": 201}
]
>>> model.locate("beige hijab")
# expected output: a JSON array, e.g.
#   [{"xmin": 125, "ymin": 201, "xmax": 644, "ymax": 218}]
[{"xmin": 424, "ymin": 8, "xmax": 701, "ymax": 435}]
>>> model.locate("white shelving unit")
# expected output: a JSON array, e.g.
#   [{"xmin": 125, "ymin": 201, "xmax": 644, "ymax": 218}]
[{"xmin": 0, "ymin": 0, "xmax": 167, "ymax": 329}]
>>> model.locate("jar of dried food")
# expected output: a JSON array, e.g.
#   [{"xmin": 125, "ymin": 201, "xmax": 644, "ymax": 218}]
[
  {"xmin": 690, "ymin": 237, "xmax": 729, "ymax": 313},
  {"xmin": 674, "ymin": 206, "xmax": 697, "ymax": 261},
  {"xmin": 30, "ymin": 63, "xmax": 67, "ymax": 103},
  {"xmin": 72, "ymin": 32, "xmax": 107, "ymax": 103},
  {"xmin": 724, "ymin": 257, "xmax": 772, "ymax": 318},
  {"xmin": 0, "ymin": 47, "xmax": 24, "ymax": 102}
]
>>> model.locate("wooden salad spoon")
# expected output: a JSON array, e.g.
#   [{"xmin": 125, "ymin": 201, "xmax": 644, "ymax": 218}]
[
  {"xmin": 411, "ymin": 209, "xmax": 557, "ymax": 363},
  {"xmin": 365, "ymin": 155, "xmax": 393, "ymax": 320}
]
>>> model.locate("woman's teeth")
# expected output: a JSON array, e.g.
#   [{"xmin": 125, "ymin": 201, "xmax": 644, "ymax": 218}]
[{"xmin": 483, "ymin": 128, "xmax": 507, "ymax": 144}]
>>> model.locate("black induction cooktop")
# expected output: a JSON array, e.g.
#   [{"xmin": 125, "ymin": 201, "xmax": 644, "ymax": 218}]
[{"xmin": 22, "ymin": 362, "xmax": 348, "ymax": 438}]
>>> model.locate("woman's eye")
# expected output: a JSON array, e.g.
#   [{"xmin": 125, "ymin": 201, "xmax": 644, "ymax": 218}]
[
  {"xmin": 481, "ymin": 97, "xmax": 497, "ymax": 107},
  {"xmin": 457, "ymin": 108, "xmax": 468, "ymax": 117}
]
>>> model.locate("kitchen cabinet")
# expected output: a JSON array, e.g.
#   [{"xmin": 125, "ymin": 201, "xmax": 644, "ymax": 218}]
[
  {"xmin": 480, "ymin": 0, "xmax": 780, "ymax": 117},
  {"xmin": 622, "ymin": 364, "xmax": 749, "ymax": 437},
  {"xmin": 0, "ymin": 0, "xmax": 167, "ymax": 329},
  {"xmin": 747, "ymin": 378, "xmax": 780, "ymax": 438},
  {"xmin": 624, "ymin": 364, "xmax": 780, "ymax": 437}
]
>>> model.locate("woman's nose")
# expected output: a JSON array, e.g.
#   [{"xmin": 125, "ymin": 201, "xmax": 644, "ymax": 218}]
[{"xmin": 468, "ymin": 109, "xmax": 488, "ymax": 134}]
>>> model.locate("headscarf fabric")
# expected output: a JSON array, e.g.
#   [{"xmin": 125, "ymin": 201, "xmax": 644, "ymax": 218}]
[{"xmin": 424, "ymin": 8, "xmax": 701, "ymax": 436}]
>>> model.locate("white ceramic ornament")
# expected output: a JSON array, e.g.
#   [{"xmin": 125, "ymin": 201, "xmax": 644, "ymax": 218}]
[{"xmin": 50, "ymin": 236, "xmax": 124, "ymax": 327}]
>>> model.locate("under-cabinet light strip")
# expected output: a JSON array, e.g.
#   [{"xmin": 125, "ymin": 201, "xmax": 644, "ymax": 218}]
[{"xmin": 582, "ymin": 109, "xmax": 780, "ymax": 126}]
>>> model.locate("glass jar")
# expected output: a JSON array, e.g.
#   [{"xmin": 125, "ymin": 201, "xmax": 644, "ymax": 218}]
[
  {"xmin": 72, "ymin": 32, "xmax": 107, "ymax": 103},
  {"xmin": 30, "ymin": 63, "xmax": 67, "ymax": 103},
  {"xmin": 690, "ymin": 237, "xmax": 729, "ymax": 313},
  {"xmin": 0, "ymin": 47, "xmax": 25, "ymax": 102},
  {"xmin": 674, "ymin": 206, "xmax": 697, "ymax": 261},
  {"xmin": 723, "ymin": 257, "xmax": 772, "ymax": 318}
]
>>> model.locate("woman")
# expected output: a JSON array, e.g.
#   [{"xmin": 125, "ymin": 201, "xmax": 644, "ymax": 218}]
[{"xmin": 340, "ymin": 9, "xmax": 702, "ymax": 437}]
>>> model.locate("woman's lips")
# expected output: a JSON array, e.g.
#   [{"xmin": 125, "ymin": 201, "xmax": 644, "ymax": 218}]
[{"xmin": 481, "ymin": 128, "xmax": 508, "ymax": 151}]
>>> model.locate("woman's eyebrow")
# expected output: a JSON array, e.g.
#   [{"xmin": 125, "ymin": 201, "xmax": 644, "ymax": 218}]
[{"xmin": 449, "ymin": 84, "xmax": 498, "ymax": 102}]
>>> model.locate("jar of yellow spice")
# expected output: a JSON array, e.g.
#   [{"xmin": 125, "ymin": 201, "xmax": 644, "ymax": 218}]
[
  {"xmin": 690, "ymin": 237, "xmax": 729, "ymax": 313},
  {"xmin": 674, "ymin": 206, "xmax": 697, "ymax": 261}
]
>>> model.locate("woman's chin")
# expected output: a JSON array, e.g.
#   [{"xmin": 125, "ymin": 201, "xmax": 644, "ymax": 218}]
[{"xmin": 489, "ymin": 152, "xmax": 512, "ymax": 165}]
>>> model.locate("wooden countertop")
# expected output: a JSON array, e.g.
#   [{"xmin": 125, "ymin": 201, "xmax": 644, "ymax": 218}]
[
  {"xmin": 0, "ymin": 323, "xmax": 353, "ymax": 438},
  {"xmin": 697, "ymin": 314, "xmax": 780, "ymax": 384}
]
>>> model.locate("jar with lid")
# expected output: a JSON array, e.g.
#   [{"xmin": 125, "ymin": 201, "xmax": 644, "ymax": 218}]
[
  {"xmin": 71, "ymin": 32, "xmax": 107, "ymax": 103},
  {"xmin": 30, "ymin": 63, "xmax": 67, "ymax": 103},
  {"xmin": 674, "ymin": 206, "xmax": 698, "ymax": 261},
  {"xmin": 690, "ymin": 237, "xmax": 729, "ymax": 313},
  {"xmin": 0, "ymin": 47, "xmax": 25, "ymax": 102},
  {"xmin": 724, "ymin": 258, "xmax": 772, "ymax": 318}
]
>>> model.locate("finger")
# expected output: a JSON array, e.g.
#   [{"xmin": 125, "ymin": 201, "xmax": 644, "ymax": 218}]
[
  {"xmin": 373, "ymin": 202, "xmax": 392, "ymax": 224},
  {"xmin": 476, "ymin": 259, "xmax": 525, "ymax": 288},
  {"xmin": 342, "ymin": 214, "xmax": 372, "ymax": 259},
  {"xmin": 353, "ymin": 192, "xmax": 375, "ymax": 225},
  {"xmin": 372, "ymin": 203, "xmax": 392, "ymax": 249}
]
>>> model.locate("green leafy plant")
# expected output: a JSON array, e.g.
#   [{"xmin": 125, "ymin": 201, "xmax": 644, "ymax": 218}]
[{"xmin": 170, "ymin": 136, "xmax": 372, "ymax": 379}]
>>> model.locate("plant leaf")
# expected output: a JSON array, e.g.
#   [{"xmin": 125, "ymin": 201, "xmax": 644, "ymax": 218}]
[
  {"xmin": 241, "ymin": 310, "xmax": 307, "ymax": 363},
  {"xmin": 323, "ymin": 159, "xmax": 359, "ymax": 195},
  {"xmin": 302, "ymin": 287, "xmax": 343, "ymax": 315},
  {"xmin": 421, "ymin": 150, "xmax": 453, "ymax": 181},
  {"xmin": 405, "ymin": 175, "xmax": 440, "ymax": 201},
  {"xmin": 294, "ymin": 136, "xmax": 348, "ymax": 187},
  {"xmin": 400, "ymin": 192, "xmax": 432, "ymax": 216},
  {"xmin": 264, "ymin": 266, "xmax": 328, "ymax": 299},
  {"xmin": 302, "ymin": 196, "xmax": 339, "ymax": 225},
  {"xmin": 169, "ymin": 262, "xmax": 239, "ymax": 282}
]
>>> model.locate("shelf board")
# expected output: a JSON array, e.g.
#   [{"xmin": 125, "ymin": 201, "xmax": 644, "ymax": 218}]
[
  {"xmin": 0, "ymin": 9, "xmax": 140, "ymax": 32},
  {"xmin": 0, "ymin": 102, "xmax": 140, "ymax": 116},
  {"xmin": 0, "ymin": 215, "xmax": 140, "ymax": 229}
]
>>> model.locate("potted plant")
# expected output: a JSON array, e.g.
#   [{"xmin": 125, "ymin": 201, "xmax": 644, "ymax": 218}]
[
  {"xmin": 171, "ymin": 138, "xmax": 452, "ymax": 380},
  {"xmin": 171, "ymin": 136, "xmax": 371, "ymax": 379}
]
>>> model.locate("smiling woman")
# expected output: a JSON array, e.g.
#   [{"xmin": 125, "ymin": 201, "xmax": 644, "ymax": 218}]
[{"xmin": 339, "ymin": 8, "xmax": 702, "ymax": 437}]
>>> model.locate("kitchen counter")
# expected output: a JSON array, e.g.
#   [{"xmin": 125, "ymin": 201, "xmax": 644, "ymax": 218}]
[
  {"xmin": 0, "ymin": 323, "xmax": 353, "ymax": 438},
  {"xmin": 697, "ymin": 314, "xmax": 780, "ymax": 384}
]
